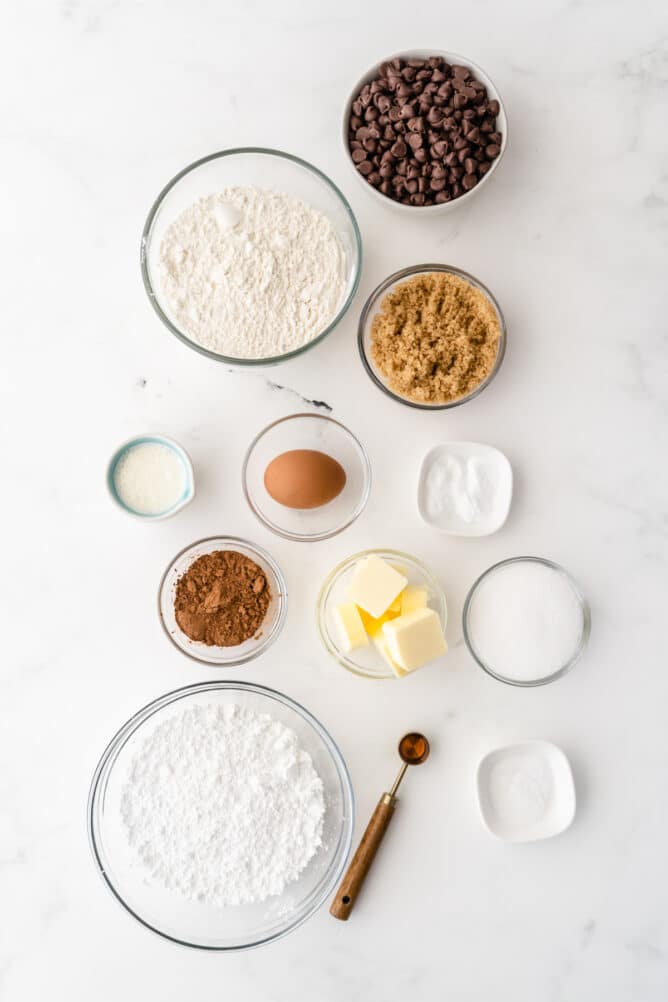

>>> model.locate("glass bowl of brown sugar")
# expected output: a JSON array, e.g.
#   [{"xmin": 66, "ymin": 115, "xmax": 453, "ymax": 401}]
[
  {"xmin": 158, "ymin": 536, "xmax": 288, "ymax": 666},
  {"xmin": 358, "ymin": 263, "xmax": 506, "ymax": 410}
]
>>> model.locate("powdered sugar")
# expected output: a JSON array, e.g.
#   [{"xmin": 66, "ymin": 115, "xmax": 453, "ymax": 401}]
[
  {"xmin": 120, "ymin": 703, "xmax": 325, "ymax": 906},
  {"xmin": 159, "ymin": 187, "xmax": 346, "ymax": 359}
]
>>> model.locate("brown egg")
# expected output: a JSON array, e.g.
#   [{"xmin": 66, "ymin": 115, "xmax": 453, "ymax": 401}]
[{"xmin": 264, "ymin": 450, "xmax": 347, "ymax": 510}]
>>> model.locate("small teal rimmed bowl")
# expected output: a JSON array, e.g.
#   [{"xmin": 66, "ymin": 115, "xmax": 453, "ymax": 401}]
[{"xmin": 107, "ymin": 435, "xmax": 195, "ymax": 520}]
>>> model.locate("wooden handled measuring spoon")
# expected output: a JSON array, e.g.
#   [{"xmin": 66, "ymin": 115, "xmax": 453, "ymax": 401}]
[{"xmin": 330, "ymin": 732, "xmax": 430, "ymax": 921}]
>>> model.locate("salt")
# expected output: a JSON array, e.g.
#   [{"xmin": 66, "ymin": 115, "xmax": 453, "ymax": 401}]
[
  {"xmin": 466, "ymin": 559, "xmax": 587, "ymax": 683},
  {"xmin": 113, "ymin": 441, "xmax": 187, "ymax": 516}
]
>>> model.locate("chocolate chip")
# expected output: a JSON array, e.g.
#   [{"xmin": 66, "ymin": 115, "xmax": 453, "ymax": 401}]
[{"xmin": 348, "ymin": 55, "xmax": 502, "ymax": 206}]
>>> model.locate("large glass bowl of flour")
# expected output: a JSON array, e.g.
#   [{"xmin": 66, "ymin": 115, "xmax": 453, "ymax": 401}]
[
  {"xmin": 141, "ymin": 149, "xmax": 362, "ymax": 365},
  {"xmin": 88, "ymin": 681, "xmax": 354, "ymax": 950}
]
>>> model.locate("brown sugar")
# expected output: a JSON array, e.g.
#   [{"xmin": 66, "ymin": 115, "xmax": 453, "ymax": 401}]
[
  {"xmin": 174, "ymin": 550, "xmax": 271, "ymax": 647},
  {"xmin": 370, "ymin": 272, "xmax": 501, "ymax": 404}
]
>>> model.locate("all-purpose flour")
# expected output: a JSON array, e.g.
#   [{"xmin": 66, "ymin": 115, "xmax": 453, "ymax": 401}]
[
  {"xmin": 120, "ymin": 703, "xmax": 325, "ymax": 906},
  {"xmin": 159, "ymin": 187, "xmax": 347, "ymax": 359}
]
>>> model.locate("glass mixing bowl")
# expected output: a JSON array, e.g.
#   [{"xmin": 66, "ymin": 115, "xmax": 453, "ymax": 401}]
[
  {"xmin": 158, "ymin": 536, "xmax": 287, "ymax": 667},
  {"xmin": 88, "ymin": 681, "xmax": 354, "ymax": 950},
  {"xmin": 463, "ymin": 556, "xmax": 590, "ymax": 686},
  {"xmin": 141, "ymin": 148, "xmax": 362, "ymax": 365},
  {"xmin": 317, "ymin": 548, "xmax": 448, "ymax": 679},
  {"xmin": 358, "ymin": 263, "xmax": 506, "ymax": 410},
  {"xmin": 242, "ymin": 413, "xmax": 371, "ymax": 542}
]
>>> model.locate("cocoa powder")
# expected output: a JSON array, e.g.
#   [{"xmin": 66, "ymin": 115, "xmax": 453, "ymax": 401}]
[{"xmin": 174, "ymin": 550, "xmax": 271, "ymax": 647}]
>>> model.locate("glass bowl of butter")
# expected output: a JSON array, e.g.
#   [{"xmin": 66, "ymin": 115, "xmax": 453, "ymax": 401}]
[{"xmin": 316, "ymin": 549, "xmax": 448, "ymax": 679}]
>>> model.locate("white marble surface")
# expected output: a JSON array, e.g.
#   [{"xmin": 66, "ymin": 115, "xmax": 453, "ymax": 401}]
[{"xmin": 2, "ymin": 0, "xmax": 667, "ymax": 998}]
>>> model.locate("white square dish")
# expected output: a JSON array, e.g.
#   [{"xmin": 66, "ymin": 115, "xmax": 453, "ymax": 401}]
[
  {"xmin": 476, "ymin": 741, "xmax": 576, "ymax": 842},
  {"xmin": 417, "ymin": 442, "xmax": 512, "ymax": 536}
]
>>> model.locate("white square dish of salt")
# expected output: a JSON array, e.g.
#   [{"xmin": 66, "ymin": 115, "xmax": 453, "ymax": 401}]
[
  {"xmin": 476, "ymin": 740, "xmax": 576, "ymax": 842},
  {"xmin": 417, "ymin": 442, "xmax": 513, "ymax": 536}
]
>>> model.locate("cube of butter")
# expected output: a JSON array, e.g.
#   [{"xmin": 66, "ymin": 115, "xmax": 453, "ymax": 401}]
[
  {"xmin": 382, "ymin": 607, "xmax": 447, "ymax": 673},
  {"xmin": 333, "ymin": 602, "xmax": 368, "ymax": 652},
  {"xmin": 372, "ymin": 632, "xmax": 408, "ymax": 678},
  {"xmin": 400, "ymin": 585, "xmax": 428, "ymax": 616},
  {"xmin": 347, "ymin": 555, "xmax": 408, "ymax": 619}
]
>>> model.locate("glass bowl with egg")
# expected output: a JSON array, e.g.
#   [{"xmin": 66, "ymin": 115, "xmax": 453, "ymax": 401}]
[
  {"xmin": 358, "ymin": 263, "xmax": 506, "ymax": 410},
  {"xmin": 158, "ymin": 536, "xmax": 288, "ymax": 667},
  {"xmin": 242, "ymin": 413, "xmax": 371, "ymax": 542},
  {"xmin": 141, "ymin": 148, "xmax": 362, "ymax": 366},
  {"xmin": 317, "ymin": 549, "xmax": 448, "ymax": 679}
]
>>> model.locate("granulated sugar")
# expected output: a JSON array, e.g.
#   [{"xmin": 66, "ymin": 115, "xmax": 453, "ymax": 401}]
[
  {"xmin": 466, "ymin": 560, "xmax": 585, "ymax": 682},
  {"xmin": 120, "ymin": 703, "xmax": 325, "ymax": 906}
]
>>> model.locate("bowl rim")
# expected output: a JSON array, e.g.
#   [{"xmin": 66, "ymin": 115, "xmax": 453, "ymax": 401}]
[
  {"xmin": 157, "ymin": 535, "xmax": 288, "ymax": 666},
  {"xmin": 140, "ymin": 147, "xmax": 363, "ymax": 366},
  {"xmin": 241, "ymin": 412, "xmax": 372, "ymax": 542},
  {"xmin": 87, "ymin": 679, "xmax": 355, "ymax": 951},
  {"xmin": 342, "ymin": 49, "xmax": 508, "ymax": 214},
  {"xmin": 106, "ymin": 434, "xmax": 195, "ymax": 521},
  {"xmin": 316, "ymin": 547, "xmax": 448, "ymax": 679},
  {"xmin": 462, "ymin": 556, "xmax": 591, "ymax": 687},
  {"xmin": 358, "ymin": 263, "xmax": 507, "ymax": 410}
]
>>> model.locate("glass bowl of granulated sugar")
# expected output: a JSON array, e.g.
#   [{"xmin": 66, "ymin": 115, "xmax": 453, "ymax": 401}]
[
  {"xmin": 88, "ymin": 681, "xmax": 354, "ymax": 950},
  {"xmin": 141, "ymin": 148, "xmax": 362, "ymax": 365}
]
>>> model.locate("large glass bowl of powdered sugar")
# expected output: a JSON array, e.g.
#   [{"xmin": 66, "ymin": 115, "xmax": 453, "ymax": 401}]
[
  {"xmin": 88, "ymin": 681, "xmax": 354, "ymax": 950},
  {"xmin": 141, "ymin": 148, "xmax": 362, "ymax": 365}
]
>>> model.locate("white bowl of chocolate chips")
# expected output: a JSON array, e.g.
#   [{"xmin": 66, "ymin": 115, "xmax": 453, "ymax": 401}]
[{"xmin": 342, "ymin": 49, "xmax": 507, "ymax": 212}]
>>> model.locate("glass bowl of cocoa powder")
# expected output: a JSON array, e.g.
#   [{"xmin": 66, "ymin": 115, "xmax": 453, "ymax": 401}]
[
  {"xmin": 158, "ymin": 536, "xmax": 288, "ymax": 666},
  {"xmin": 358, "ymin": 263, "xmax": 506, "ymax": 410}
]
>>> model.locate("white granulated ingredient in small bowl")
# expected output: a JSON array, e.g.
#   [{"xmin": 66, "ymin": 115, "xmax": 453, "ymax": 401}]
[
  {"xmin": 120, "ymin": 703, "xmax": 325, "ymax": 907},
  {"xmin": 159, "ymin": 187, "xmax": 346, "ymax": 359}
]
